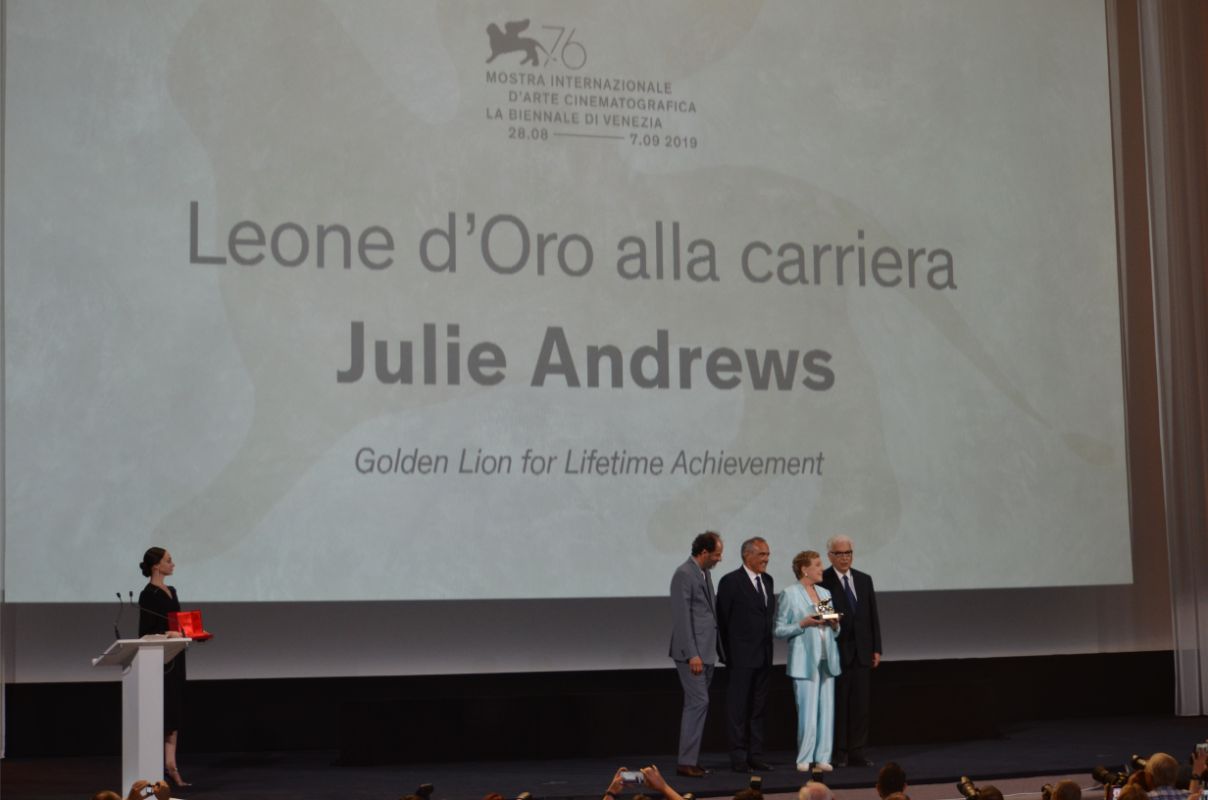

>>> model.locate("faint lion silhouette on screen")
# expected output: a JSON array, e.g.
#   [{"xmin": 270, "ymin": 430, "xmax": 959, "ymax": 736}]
[{"xmin": 486, "ymin": 19, "xmax": 543, "ymax": 66}]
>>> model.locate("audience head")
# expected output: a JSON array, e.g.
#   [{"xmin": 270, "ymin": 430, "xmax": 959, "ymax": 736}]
[
  {"xmin": 1145, "ymin": 752, "xmax": 1178, "ymax": 788},
  {"xmin": 1051, "ymin": 779, "xmax": 1081, "ymax": 800},
  {"xmin": 1118, "ymin": 784, "xmax": 1148, "ymax": 800},
  {"xmin": 977, "ymin": 786, "xmax": 1004, "ymax": 800},
  {"xmin": 876, "ymin": 761, "xmax": 907, "ymax": 798},
  {"xmin": 884, "ymin": 793, "xmax": 911, "ymax": 800},
  {"xmin": 1126, "ymin": 768, "xmax": 1152, "ymax": 791},
  {"xmin": 91, "ymin": 792, "xmax": 122, "ymax": 800},
  {"xmin": 481, "ymin": 794, "xmax": 505, "ymax": 800},
  {"xmin": 798, "ymin": 780, "xmax": 833, "ymax": 800},
  {"xmin": 735, "ymin": 788, "xmax": 764, "ymax": 800}
]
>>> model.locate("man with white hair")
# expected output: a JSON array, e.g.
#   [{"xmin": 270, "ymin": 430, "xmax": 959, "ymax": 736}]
[
  {"xmin": 821, "ymin": 535, "xmax": 882, "ymax": 767},
  {"xmin": 1144, "ymin": 752, "xmax": 1183, "ymax": 800},
  {"xmin": 798, "ymin": 780, "xmax": 834, "ymax": 800}
]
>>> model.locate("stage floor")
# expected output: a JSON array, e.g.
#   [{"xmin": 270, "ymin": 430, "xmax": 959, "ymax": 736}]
[{"xmin": 3, "ymin": 715, "xmax": 1204, "ymax": 800}]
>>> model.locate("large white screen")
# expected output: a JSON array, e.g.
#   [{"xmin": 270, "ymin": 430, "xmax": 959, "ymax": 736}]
[{"xmin": 4, "ymin": 0, "xmax": 1129, "ymax": 602}]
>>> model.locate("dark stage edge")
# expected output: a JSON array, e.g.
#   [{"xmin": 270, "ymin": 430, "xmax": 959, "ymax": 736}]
[{"xmin": 3, "ymin": 715, "xmax": 1205, "ymax": 800}]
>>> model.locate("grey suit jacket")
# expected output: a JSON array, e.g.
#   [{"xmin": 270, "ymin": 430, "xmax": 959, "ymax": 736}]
[{"xmin": 668, "ymin": 558, "xmax": 720, "ymax": 665}]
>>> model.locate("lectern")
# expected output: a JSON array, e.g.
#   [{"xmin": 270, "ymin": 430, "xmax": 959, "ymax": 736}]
[{"xmin": 92, "ymin": 636, "xmax": 190, "ymax": 793}]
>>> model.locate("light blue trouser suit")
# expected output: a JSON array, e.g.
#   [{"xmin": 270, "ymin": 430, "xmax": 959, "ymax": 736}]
[
  {"xmin": 774, "ymin": 583, "xmax": 839, "ymax": 767},
  {"xmin": 792, "ymin": 665, "xmax": 835, "ymax": 766}
]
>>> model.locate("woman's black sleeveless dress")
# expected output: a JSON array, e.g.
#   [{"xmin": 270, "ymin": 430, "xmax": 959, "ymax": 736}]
[{"xmin": 138, "ymin": 584, "xmax": 186, "ymax": 734}]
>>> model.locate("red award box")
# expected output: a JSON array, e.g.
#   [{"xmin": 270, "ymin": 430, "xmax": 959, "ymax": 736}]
[{"xmin": 167, "ymin": 610, "xmax": 213, "ymax": 642}]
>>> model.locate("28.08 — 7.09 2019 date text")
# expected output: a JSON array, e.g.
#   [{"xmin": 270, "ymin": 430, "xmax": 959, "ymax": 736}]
[{"xmin": 505, "ymin": 127, "xmax": 698, "ymax": 148}]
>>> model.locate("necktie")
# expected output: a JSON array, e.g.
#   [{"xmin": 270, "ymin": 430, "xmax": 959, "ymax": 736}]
[
  {"xmin": 843, "ymin": 574, "xmax": 857, "ymax": 612},
  {"xmin": 756, "ymin": 574, "xmax": 766, "ymax": 605},
  {"xmin": 704, "ymin": 571, "xmax": 715, "ymax": 609}
]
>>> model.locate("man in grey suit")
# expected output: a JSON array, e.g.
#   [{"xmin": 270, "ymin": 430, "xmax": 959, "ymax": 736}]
[{"xmin": 669, "ymin": 531, "xmax": 725, "ymax": 777}]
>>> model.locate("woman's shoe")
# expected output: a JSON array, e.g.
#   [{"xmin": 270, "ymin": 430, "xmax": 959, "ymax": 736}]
[
  {"xmin": 797, "ymin": 763, "xmax": 813, "ymax": 772},
  {"xmin": 166, "ymin": 767, "xmax": 192, "ymax": 788},
  {"xmin": 815, "ymin": 762, "xmax": 834, "ymax": 772}
]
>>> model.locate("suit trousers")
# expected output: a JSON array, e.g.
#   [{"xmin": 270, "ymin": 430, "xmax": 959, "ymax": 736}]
[
  {"xmin": 791, "ymin": 672, "xmax": 834, "ymax": 767},
  {"xmin": 833, "ymin": 662, "xmax": 871, "ymax": 759},
  {"xmin": 675, "ymin": 661, "xmax": 714, "ymax": 766},
  {"xmin": 726, "ymin": 665, "xmax": 769, "ymax": 765}
]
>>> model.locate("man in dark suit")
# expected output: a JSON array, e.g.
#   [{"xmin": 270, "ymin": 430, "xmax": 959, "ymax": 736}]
[
  {"xmin": 821, "ymin": 535, "xmax": 882, "ymax": 767},
  {"xmin": 669, "ymin": 531, "xmax": 725, "ymax": 777},
  {"xmin": 715, "ymin": 536, "xmax": 774, "ymax": 773}
]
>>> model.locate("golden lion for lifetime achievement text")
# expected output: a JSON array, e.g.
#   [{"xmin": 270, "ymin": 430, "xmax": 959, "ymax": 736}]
[{"xmin": 355, "ymin": 446, "xmax": 824, "ymax": 478}]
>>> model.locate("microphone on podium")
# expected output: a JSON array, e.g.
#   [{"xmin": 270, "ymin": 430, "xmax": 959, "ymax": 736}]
[
  {"xmin": 113, "ymin": 592, "xmax": 124, "ymax": 640},
  {"xmin": 113, "ymin": 591, "xmax": 140, "ymax": 639}
]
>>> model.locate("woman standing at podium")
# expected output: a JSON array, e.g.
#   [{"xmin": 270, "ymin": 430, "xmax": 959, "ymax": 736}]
[{"xmin": 138, "ymin": 547, "xmax": 190, "ymax": 789}]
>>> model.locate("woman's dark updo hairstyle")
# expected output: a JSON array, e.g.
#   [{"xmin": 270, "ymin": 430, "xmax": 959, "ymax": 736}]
[{"xmin": 140, "ymin": 546, "xmax": 167, "ymax": 578}]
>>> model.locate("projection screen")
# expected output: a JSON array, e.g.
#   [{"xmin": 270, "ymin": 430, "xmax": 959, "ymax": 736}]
[{"xmin": 4, "ymin": 0, "xmax": 1129, "ymax": 604}]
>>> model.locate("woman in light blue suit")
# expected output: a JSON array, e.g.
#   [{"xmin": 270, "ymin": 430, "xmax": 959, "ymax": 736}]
[{"xmin": 774, "ymin": 550, "xmax": 841, "ymax": 772}]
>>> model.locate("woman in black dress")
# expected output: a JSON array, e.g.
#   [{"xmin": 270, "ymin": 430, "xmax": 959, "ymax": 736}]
[{"xmin": 138, "ymin": 547, "xmax": 190, "ymax": 788}]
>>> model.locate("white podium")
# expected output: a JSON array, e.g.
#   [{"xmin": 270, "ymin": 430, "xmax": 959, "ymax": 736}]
[{"xmin": 92, "ymin": 636, "xmax": 190, "ymax": 793}]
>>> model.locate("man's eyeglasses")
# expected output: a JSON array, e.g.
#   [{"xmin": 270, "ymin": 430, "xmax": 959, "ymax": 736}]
[{"xmin": 829, "ymin": 550, "xmax": 853, "ymax": 556}]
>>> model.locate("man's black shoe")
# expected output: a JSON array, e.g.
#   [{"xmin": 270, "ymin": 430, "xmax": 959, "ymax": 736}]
[
  {"xmin": 849, "ymin": 755, "xmax": 874, "ymax": 767},
  {"xmin": 834, "ymin": 758, "xmax": 849, "ymax": 767},
  {"xmin": 731, "ymin": 763, "xmax": 752, "ymax": 773},
  {"xmin": 748, "ymin": 759, "xmax": 774, "ymax": 771},
  {"xmin": 676, "ymin": 765, "xmax": 708, "ymax": 778}
]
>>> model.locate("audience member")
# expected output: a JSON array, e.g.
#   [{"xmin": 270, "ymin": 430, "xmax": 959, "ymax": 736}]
[
  {"xmin": 1051, "ymin": 780, "xmax": 1082, "ymax": 800},
  {"xmin": 102, "ymin": 743, "xmax": 1208, "ymax": 800},
  {"xmin": 1190, "ymin": 746, "xmax": 1208, "ymax": 800},
  {"xmin": 798, "ymin": 780, "xmax": 833, "ymax": 800},
  {"xmin": 876, "ymin": 762, "xmax": 907, "ymax": 798},
  {"xmin": 1145, "ymin": 753, "xmax": 1182, "ymax": 800},
  {"xmin": 124, "ymin": 780, "xmax": 170, "ymax": 800},
  {"xmin": 1127, "ymin": 768, "xmax": 1154, "ymax": 792},
  {"xmin": 603, "ymin": 768, "xmax": 627, "ymax": 800},
  {"xmin": 640, "ymin": 765, "xmax": 684, "ymax": 800},
  {"xmin": 602, "ymin": 765, "xmax": 685, "ymax": 800}
]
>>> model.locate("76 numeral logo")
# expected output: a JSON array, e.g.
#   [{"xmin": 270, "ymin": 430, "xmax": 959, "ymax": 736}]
[{"xmin": 540, "ymin": 26, "xmax": 586, "ymax": 70}]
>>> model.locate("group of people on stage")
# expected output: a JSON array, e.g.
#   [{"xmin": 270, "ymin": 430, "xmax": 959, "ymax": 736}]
[
  {"xmin": 137, "ymin": 530, "xmax": 880, "ymax": 787},
  {"xmin": 669, "ymin": 531, "xmax": 882, "ymax": 776}
]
